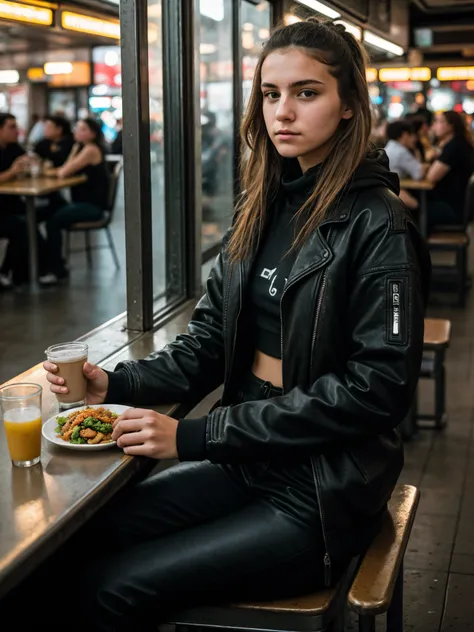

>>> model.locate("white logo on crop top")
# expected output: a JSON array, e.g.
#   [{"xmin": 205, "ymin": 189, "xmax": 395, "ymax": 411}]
[{"xmin": 260, "ymin": 267, "xmax": 287, "ymax": 297}]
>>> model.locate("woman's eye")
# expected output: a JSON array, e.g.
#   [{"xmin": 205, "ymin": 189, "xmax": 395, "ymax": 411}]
[
  {"xmin": 300, "ymin": 90, "xmax": 317, "ymax": 98},
  {"xmin": 264, "ymin": 92, "xmax": 279, "ymax": 100}
]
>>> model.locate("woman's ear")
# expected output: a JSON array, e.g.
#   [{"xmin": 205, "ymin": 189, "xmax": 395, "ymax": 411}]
[{"xmin": 341, "ymin": 105, "xmax": 354, "ymax": 120}]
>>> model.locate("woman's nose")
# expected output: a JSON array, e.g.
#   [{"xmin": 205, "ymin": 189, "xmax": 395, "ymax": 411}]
[{"xmin": 275, "ymin": 97, "xmax": 295, "ymax": 121}]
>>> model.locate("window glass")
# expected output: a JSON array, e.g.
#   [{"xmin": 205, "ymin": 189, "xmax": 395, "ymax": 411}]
[
  {"xmin": 148, "ymin": 0, "xmax": 166, "ymax": 299},
  {"xmin": 199, "ymin": 0, "xmax": 234, "ymax": 257},
  {"xmin": 242, "ymin": 1, "xmax": 271, "ymax": 109}
]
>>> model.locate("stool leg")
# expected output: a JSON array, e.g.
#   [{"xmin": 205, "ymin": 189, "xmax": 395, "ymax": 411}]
[
  {"xmin": 387, "ymin": 561, "xmax": 404, "ymax": 632},
  {"xmin": 457, "ymin": 247, "xmax": 467, "ymax": 308},
  {"xmin": 434, "ymin": 350, "xmax": 446, "ymax": 428},
  {"xmin": 358, "ymin": 615, "xmax": 376, "ymax": 632}
]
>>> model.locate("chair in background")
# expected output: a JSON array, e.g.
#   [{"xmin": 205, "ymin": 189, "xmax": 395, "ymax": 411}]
[
  {"xmin": 66, "ymin": 159, "xmax": 122, "ymax": 270},
  {"xmin": 428, "ymin": 174, "xmax": 474, "ymax": 307}
]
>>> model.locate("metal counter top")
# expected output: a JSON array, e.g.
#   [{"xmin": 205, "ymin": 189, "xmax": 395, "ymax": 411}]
[{"xmin": 0, "ymin": 362, "xmax": 169, "ymax": 598}]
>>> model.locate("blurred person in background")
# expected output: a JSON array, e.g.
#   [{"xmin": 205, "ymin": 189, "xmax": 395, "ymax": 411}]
[
  {"xmin": 27, "ymin": 114, "xmax": 45, "ymax": 148},
  {"xmin": 111, "ymin": 118, "xmax": 123, "ymax": 154},
  {"xmin": 34, "ymin": 115, "xmax": 75, "ymax": 221},
  {"xmin": 0, "ymin": 113, "xmax": 46, "ymax": 287},
  {"xmin": 404, "ymin": 114, "xmax": 434, "ymax": 162},
  {"xmin": 39, "ymin": 118, "xmax": 110, "ymax": 286},
  {"xmin": 426, "ymin": 110, "xmax": 474, "ymax": 231},
  {"xmin": 35, "ymin": 115, "xmax": 74, "ymax": 168},
  {"xmin": 412, "ymin": 93, "xmax": 433, "ymax": 127},
  {"xmin": 384, "ymin": 120, "xmax": 427, "ymax": 210}
]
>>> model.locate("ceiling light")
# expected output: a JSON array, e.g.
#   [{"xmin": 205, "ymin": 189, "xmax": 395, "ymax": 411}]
[
  {"xmin": 363, "ymin": 31, "xmax": 404, "ymax": 57},
  {"xmin": 0, "ymin": 70, "xmax": 19, "ymax": 84},
  {"xmin": 44, "ymin": 62, "xmax": 73, "ymax": 75},
  {"xmin": 334, "ymin": 20, "xmax": 361, "ymax": 41},
  {"xmin": 295, "ymin": 0, "xmax": 340, "ymax": 20}
]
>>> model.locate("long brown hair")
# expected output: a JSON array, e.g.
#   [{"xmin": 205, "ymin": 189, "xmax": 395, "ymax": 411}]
[
  {"xmin": 443, "ymin": 110, "xmax": 473, "ymax": 147},
  {"xmin": 228, "ymin": 18, "xmax": 372, "ymax": 262}
]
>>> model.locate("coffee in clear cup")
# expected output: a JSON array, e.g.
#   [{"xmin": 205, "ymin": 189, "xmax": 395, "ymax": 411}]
[{"xmin": 45, "ymin": 342, "xmax": 88, "ymax": 410}]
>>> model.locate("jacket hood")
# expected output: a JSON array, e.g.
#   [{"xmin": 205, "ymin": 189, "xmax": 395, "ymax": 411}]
[{"xmin": 349, "ymin": 148, "xmax": 400, "ymax": 195}]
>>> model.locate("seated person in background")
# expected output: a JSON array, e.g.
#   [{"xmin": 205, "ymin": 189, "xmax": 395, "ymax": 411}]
[
  {"xmin": 404, "ymin": 114, "xmax": 434, "ymax": 162},
  {"xmin": 35, "ymin": 115, "xmax": 74, "ymax": 167},
  {"xmin": 39, "ymin": 118, "xmax": 109, "ymax": 285},
  {"xmin": 426, "ymin": 110, "xmax": 474, "ymax": 232},
  {"xmin": 0, "ymin": 113, "xmax": 45, "ymax": 287},
  {"xmin": 385, "ymin": 120, "xmax": 428, "ymax": 210},
  {"xmin": 110, "ymin": 118, "xmax": 123, "ymax": 154},
  {"xmin": 34, "ymin": 115, "xmax": 75, "ymax": 220}
]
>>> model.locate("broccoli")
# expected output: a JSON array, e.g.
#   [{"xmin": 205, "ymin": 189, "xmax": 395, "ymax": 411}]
[
  {"xmin": 82, "ymin": 417, "xmax": 112, "ymax": 434},
  {"xmin": 70, "ymin": 437, "xmax": 87, "ymax": 444},
  {"xmin": 70, "ymin": 426, "xmax": 81, "ymax": 441},
  {"xmin": 96, "ymin": 422, "xmax": 113, "ymax": 434},
  {"xmin": 56, "ymin": 416, "xmax": 68, "ymax": 426},
  {"xmin": 83, "ymin": 417, "xmax": 97, "ymax": 428},
  {"xmin": 54, "ymin": 425, "xmax": 62, "ymax": 433}
]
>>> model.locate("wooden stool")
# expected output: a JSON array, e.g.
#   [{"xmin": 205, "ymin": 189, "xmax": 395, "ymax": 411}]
[
  {"xmin": 168, "ymin": 485, "xmax": 419, "ymax": 632},
  {"xmin": 418, "ymin": 317, "xmax": 452, "ymax": 429}
]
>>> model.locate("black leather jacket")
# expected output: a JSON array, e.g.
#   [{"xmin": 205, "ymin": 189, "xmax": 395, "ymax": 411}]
[{"xmin": 106, "ymin": 150, "xmax": 431, "ymax": 561}]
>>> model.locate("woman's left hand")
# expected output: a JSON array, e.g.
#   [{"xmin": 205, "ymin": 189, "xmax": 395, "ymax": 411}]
[{"xmin": 112, "ymin": 408, "xmax": 179, "ymax": 459}]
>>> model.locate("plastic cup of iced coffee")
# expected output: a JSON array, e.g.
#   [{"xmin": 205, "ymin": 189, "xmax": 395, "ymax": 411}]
[{"xmin": 45, "ymin": 342, "xmax": 88, "ymax": 410}]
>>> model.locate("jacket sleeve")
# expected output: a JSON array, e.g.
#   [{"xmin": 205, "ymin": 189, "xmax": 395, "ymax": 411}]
[
  {"xmin": 178, "ymin": 224, "xmax": 428, "ymax": 463},
  {"xmin": 105, "ymin": 250, "xmax": 226, "ymax": 406}
]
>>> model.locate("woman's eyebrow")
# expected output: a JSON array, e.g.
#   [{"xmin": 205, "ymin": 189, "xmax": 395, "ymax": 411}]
[{"xmin": 261, "ymin": 79, "xmax": 324, "ymax": 88}]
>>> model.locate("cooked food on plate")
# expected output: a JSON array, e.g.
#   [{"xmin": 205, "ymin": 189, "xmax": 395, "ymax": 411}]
[{"xmin": 55, "ymin": 407, "xmax": 118, "ymax": 445}]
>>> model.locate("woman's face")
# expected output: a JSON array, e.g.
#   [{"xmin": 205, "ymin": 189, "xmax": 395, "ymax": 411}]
[
  {"xmin": 261, "ymin": 47, "xmax": 353, "ymax": 172},
  {"xmin": 432, "ymin": 114, "xmax": 451, "ymax": 141},
  {"xmin": 74, "ymin": 120, "xmax": 95, "ymax": 144},
  {"xmin": 44, "ymin": 120, "xmax": 61, "ymax": 141}
]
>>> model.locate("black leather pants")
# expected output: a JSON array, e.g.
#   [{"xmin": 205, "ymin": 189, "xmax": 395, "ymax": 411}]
[{"xmin": 7, "ymin": 374, "xmax": 347, "ymax": 631}]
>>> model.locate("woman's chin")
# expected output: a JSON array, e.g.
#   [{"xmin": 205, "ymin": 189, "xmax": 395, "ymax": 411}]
[{"xmin": 275, "ymin": 147, "xmax": 302, "ymax": 159}]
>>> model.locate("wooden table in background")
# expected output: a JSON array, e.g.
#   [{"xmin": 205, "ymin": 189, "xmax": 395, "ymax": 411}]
[
  {"xmin": 399, "ymin": 179, "xmax": 434, "ymax": 238},
  {"xmin": 0, "ymin": 175, "xmax": 87, "ymax": 290}
]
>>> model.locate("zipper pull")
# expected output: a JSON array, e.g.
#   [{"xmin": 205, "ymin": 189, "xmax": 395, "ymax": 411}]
[{"xmin": 324, "ymin": 553, "xmax": 332, "ymax": 587}]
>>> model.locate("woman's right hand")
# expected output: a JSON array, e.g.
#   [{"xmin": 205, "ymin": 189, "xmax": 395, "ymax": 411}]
[{"xmin": 43, "ymin": 361, "xmax": 109, "ymax": 405}]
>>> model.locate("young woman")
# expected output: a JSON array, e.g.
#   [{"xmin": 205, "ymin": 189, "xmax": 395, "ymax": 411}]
[
  {"xmin": 44, "ymin": 18, "xmax": 430, "ymax": 631},
  {"xmin": 39, "ymin": 118, "xmax": 109, "ymax": 285},
  {"xmin": 426, "ymin": 110, "xmax": 474, "ymax": 231}
]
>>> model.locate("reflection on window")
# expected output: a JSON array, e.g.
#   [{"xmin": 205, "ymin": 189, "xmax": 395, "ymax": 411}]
[
  {"xmin": 242, "ymin": 1, "xmax": 271, "ymax": 109},
  {"xmin": 148, "ymin": 0, "xmax": 166, "ymax": 298},
  {"xmin": 199, "ymin": 0, "xmax": 234, "ymax": 255}
]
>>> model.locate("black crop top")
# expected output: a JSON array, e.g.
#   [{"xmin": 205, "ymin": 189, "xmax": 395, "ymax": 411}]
[
  {"xmin": 249, "ymin": 161, "xmax": 321, "ymax": 359},
  {"xmin": 71, "ymin": 149, "xmax": 109, "ymax": 210}
]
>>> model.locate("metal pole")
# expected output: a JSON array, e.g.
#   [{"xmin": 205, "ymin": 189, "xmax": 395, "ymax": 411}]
[
  {"xmin": 162, "ymin": 0, "xmax": 202, "ymax": 301},
  {"xmin": 232, "ymin": 0, "xmax": 243, "ymax": 201},
  {"xmin": 120, "ymin": 0, "xmax": 154, "ymax": 331}
]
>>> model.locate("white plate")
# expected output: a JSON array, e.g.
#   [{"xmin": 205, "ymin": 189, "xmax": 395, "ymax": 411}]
[{"xmin": 42, "ymin": 404, "xmax": 131, "ymax": 451}]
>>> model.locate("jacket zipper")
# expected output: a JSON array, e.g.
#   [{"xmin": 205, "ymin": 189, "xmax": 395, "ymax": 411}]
[
  {"xmin": 309, "ymin": 271, "xmax": 327, "ymax": 377},
  {"xmin": 281, "ymin": 228, "xmax": 333, "ymax": 585},
  {"xmin": 224, "ymin": 263, "xmax": 243, "ymax": 394},
  {"xmin": 279, "ymin": 245, "xmax": 330, "ymax": 392},
  {"xmin": 311, "ymin": 456, "xmax": 332, "ymax": 587}
]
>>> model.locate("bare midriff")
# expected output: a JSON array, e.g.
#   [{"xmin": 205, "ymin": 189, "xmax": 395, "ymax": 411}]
[{"xmin": 251, "ymin": 350, "xmax": 283, "ymax": 388}]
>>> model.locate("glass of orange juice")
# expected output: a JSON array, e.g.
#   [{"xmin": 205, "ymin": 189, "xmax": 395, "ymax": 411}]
[{"xmin": 0, "ymin": 383, "xmax": 42, "ymax": 467}]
